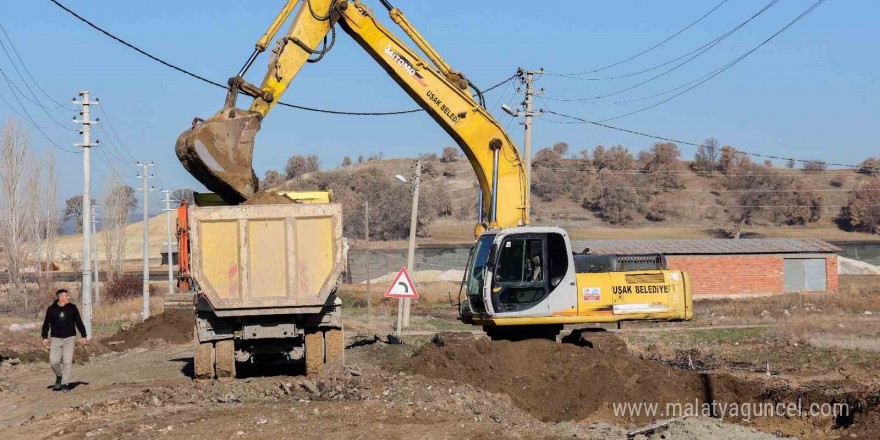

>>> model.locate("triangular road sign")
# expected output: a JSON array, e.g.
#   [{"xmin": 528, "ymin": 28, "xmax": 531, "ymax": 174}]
[{"xmin": 384, "ymin": 267, "xmax": 419, "ymax": 299}]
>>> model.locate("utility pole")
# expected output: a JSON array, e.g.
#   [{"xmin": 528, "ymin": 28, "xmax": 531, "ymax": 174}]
[
  {"xmin": 91, "ymin": 205, "xmax": 100, "ymax": 306},
  {"xmin": 401, "ymin": 160, "xmax": 421, "ymax": 329},
  {"xmin": 502, "ymin": 68, "xmax": 543, "ymax": 219},
  {"xmin": 137, "ymin": 162, "xmax": 154, "ymax": 320},
  {"xmin": 73, "ymin": 91, "xmax": 99, "ymax": 340},
  {"xmin": 364, "ymin": 201, "xmax": 371, "ymax": 319},
  {"xmin": 161, "ymin": 190, "xmax": 175, "ymax": 297}
]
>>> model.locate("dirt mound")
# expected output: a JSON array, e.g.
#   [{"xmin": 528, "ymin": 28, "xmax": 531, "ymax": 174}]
[
  {"xmin": 102, "ymin": 309, "xmax": 193, "ymax": 351},
  {"xmin": 241, "ymin": 191, "xmax": 295, "ymax": 205},
  {"xmin": 404, "ymin": 338, "xmax": 759, "ymax": 425}
]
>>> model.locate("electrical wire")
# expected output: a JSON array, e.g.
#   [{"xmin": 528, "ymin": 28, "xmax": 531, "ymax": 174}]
[
  {"xmin": 540, "ymin": 109, "xmax": 859, "ymax": 169},
  {"xmin": 48, "ymin": 0, "xmax": 513, "ymax": 116},
  {"xmin": 0, "ymin": 22, "xmax": 76, "ymax": 111},
  {"xmin": 0, "ymin": 65, "xmax": 78, "ymax": 153},
  {"xmin": 544, "ymin": 0, "xmax": 780, "ymax": 99},
  {"xmin": 597, "ymin": 0, "xmax": 829, "ymax": 122},
  {"xmin": 96, "ymin": 105, "xmax": 140, "ymax": 165},
  {"xmin": 552, "ymin": 0, "xmax": 731, "ymax": 76},
  {"xmin": 531, "ymin": 182, "xmax": 878, "ymax": 193}
]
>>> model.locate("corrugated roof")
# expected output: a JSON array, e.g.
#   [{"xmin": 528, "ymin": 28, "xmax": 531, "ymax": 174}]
[{"xmin": 570, "ymin": 238, "xmax": 842, "ymax": 256}]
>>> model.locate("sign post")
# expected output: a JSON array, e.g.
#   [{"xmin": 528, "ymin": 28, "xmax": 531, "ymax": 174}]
[{"xmin": 385, "ymin": 267, "xmax": 418, "ymax": 341}]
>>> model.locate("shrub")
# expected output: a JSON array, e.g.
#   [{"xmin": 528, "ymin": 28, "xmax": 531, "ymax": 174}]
[
  {"xmin": 803, "ymin": 160, "xmax": 828, "ymax": 173},
  {"xmin": 261, "ymin": 170, "xmax": 283, "ymax": 189},
  {"xmin": 843, "ymin": 179, "xmax": 880, "ymax": 234},
  {"xmin": 858, "ymin": 158, "xmax": 880, "ymax": 177},
  {"xmin": 643, "ymin": 142, "xmax": 684, "ymax": 189},
  {"xmin": 440, "ymin": 147, "xmax": 460, "ymax": 163},
  {"xmin": 285, "ymin": 155, "xmax": 320, "ymax": 179},
  {"xmin": 592, "ymin": 170, "xmax": 638, "ymax": 225},
  {"xmin": 104, "ymin": 274, "xmax": 142, "ymax": 302}
]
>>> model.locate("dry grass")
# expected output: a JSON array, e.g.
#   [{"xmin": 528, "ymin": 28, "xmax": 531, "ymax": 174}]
[
  {"xmin": 92, "ymin": 297, "xmax": 164, "ymax": 327},
  {"xmin": 337, "ymin": 281, "xmax": 460, "ymax": 307},
  {"xmin": 693, "ymin": 275, "xmax": 880, "ymax": 351}
]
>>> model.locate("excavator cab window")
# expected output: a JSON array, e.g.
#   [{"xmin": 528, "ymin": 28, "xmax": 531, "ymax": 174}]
[{"xmin": 491, "ymin": 235, "xmax": 547, "ymax": 312}]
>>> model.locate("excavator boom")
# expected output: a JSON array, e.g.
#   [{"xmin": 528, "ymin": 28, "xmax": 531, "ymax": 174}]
[{"xmin": 176, "ymin": 0, "xmax": 528, "ymax": 231}]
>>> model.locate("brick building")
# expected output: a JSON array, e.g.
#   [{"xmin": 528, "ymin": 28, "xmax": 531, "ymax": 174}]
[{"xmin": 575, "ymin": 238, "xmax": 841, "ymax": 296}]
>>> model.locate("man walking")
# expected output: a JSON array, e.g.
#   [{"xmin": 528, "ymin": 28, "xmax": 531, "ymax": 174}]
[{"xmin": 41, "ymin": 289, "xmax": 87, "ymax": 392}]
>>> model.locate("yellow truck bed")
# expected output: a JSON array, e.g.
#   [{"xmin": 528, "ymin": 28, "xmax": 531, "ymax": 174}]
[{"xmin": 188, "ymin": 203, "xmax": 343, "ymax": 311}]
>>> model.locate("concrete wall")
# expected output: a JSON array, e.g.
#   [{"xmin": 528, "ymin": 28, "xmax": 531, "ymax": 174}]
[
  {"xmin": 345, "ymin": 245, "xmax": 471, "ymax": 283},
  {"xmin": 666, "ymin": 253, "xmax": 838, "ymax": 295}
]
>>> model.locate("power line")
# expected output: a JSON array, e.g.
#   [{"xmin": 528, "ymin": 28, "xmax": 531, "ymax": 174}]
[
  {"xmin": 536, "ymin": 166, "xmax": 864, "ymax": 176},
  {"xmin": 550, "ymin": 0, "xmax": 731, "ymax": 76},
  {"xmin": 96, "ymin": 104, "xmax": 140, "ymax": 165},
  {"xmin": 48, "ymin": 0, "xmax": 509, "ymax": 117},
  {"xmin": 544, "ymin": 0, "xmax": 779, "ymax": 94},
  {"xmin": 0, "ymin": 32, "xmax": 78, "ymax": 131},
  {"xmin": 0, "ymin": 65, "xmax": 78, "ymax": 153},
  {"xmin": 532, "ymin": 182, "xmax": 877, "ymax": 193},
  {"xmin": 0, "ymin": 22, "xmax": 76, "ymax": 111},
  {"xmin": 597, "ymin": 0, "xmax": 829, "ymax": 122},
  {"xmin": 540, "ymin": 109, "xmax": 859, "ymax": 169}
]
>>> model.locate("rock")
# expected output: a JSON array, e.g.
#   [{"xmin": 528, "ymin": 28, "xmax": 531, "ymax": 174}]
[
  {"xmin": 783, "ymin": 309, "xmax": 791, "ymax": 316},
  {"xmin": 7, "ymin": 358, "xmax": 20, "ymax": 366},
  {"xmin": 150, "ymin": 396, "xmax": 161, "ymax": 407},
  {"xmin": 760, "ymin": 310, "xmax": 772, "ymax": 319},
  {"xmin": 280, "ymin": 383, "xmax": 293, "ymax": 395},
  {"xmin": 865, "ymin": 311, "xmax": 873, "ymax": 315},
  {"xmin": 300, "ymin": 379, "xmax": 320, "ymax": 396}
]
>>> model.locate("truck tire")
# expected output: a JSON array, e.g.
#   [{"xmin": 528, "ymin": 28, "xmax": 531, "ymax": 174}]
[
  {"xmin": 324, "ymin": 328, "xmax": 344, "ymax": 366},
  {"xmin": 214, "ymin": 339, "xmax": 236, "ymax": 382},
  {"xmin": 193, "ymin": 330, "xmax": 215, "ymax": 382},
  {"xmin": 304, "ymin": 330, "xmax": 324, "ymax": 375}
]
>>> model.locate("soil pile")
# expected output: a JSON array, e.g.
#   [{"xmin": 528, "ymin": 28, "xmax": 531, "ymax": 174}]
[
  {"xmin": 404, "ymin": 338, "xmax": 759, "ymax": 424},
  {"xmin": 102, "ymin": 309, "xmax": 193, "ymax": 351},
  {"xmin": 241, "ymin": 191, "xmax": 296, "ymax": 205}
]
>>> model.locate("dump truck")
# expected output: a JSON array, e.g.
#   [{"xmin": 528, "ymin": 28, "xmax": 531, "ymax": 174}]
[{"xmin": 177, "ymin": 193, "xmax": 344, "ymax": 381}]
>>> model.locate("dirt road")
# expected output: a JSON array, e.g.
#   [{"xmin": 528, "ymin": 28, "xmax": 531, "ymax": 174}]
[{"xmin": 2, "ymin": 327, "xmax": 876, "ymax": 439}]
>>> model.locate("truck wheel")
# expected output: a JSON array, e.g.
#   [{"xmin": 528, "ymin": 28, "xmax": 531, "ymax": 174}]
[
  {"xmin": 214, "ymin": 339, "xmax": 236, "ymax": 382},
  {"xmin": 193, "ymin": 329, "xmax": 215, "ymax": 382},
  {"xmin": 324, "ymin": 328, "xmax": 344, "ymax": 366},
  {"xmin": 304, "ymin": 330, "xmax": 324, "ymax": 375}
]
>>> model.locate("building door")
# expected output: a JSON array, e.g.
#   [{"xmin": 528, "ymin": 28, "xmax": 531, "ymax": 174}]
[{"xmin": 783, "ymin": 258, "xmax": 827, "ymax": 292}]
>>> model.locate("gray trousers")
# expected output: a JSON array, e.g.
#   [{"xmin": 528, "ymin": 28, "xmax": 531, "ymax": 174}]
[{"xmin": 49, "ymin": 336, "xmax": 75, "ymax": 385}]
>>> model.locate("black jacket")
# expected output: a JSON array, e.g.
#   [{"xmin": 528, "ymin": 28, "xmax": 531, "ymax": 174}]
[{"xmin": 41, "ymin": 302, "xmax": 87, "ymax": 339}]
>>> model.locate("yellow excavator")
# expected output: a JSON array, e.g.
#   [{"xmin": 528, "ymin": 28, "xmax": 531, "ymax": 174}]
[{"xmin": 177, "ymin": 0, "xmax": 692, "ymax": 340}]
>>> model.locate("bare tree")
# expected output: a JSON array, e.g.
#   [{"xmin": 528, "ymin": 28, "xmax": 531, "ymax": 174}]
[
  {"xmin": 440, "ymin": 147, "xmax": 459, "ymax": 163},
  {"xmin": 102, "ymin": 175, "xmax": 133, "ymax": 280},
  {"xmin": 0, "ymin": 118, "xmax": 34, "ymax": 306},
  {"xmin": 694, "ymin": 138, "xmax": 719, "ymax": 175},
  {"xmin": 63, "ymin": 195, "xmax": 94, "ymax": 233},
  {"xmin": 42, "ymin": 152, "xmax": 59, "ymax": 291},
  {"xmin": 170, "ymin": 188, "xmax": 195, "ymax": 204}
]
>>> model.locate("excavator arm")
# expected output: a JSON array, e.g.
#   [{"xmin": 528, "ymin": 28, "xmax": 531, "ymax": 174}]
[{"xmin": 176, "ymin": 0, "xmax": 528, "ymax": 233}]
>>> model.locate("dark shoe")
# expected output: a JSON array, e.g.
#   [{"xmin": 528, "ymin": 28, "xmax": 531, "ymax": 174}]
[
  {"xmin": 60, "ymin": 384, "xmax": 70, "ymax": 393},
  {"xmin": 52, "ymin": 377, "xmax": 62, "ymax": 391}
]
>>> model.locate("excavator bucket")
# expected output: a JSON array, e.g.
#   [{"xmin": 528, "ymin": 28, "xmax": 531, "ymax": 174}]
[{"xmin": 175, "ymin": 107, "xmax": 261, "ymax": 204}]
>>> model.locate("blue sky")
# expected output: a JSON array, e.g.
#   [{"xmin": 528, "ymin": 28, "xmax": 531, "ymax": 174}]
[{"xmin": 1, "ymin": 0, "xmax": 877, "ymax": 211}]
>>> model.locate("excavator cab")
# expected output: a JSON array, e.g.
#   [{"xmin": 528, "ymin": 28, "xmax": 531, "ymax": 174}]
[
  {"xmin": 462, "ymin": 227, "xmax": 692, "ymax": 338},
  {"xmin": 464, "ymin": 228, "xmax": 575, "ymax": 319}
]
